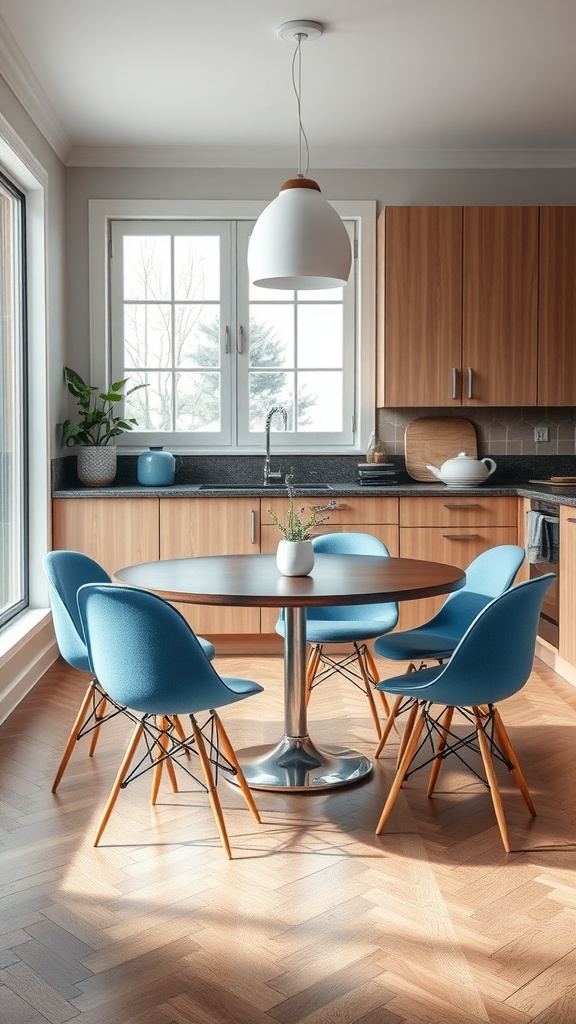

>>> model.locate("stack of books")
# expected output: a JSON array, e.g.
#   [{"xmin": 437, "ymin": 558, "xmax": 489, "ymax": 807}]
[{"xmin": 356, "ymin": 462, "xmax": 400, "ymax": 486}]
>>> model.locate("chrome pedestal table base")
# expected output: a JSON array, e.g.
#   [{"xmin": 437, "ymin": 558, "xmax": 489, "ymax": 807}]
[{"xmin": 232, "ymin": 606, "xmax": 373, "ymax": 791}]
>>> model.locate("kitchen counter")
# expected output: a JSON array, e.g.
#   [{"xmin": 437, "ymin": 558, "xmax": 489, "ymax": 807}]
[{"xmin": 52, "ymin": 481, "xmax": 576, "ymax": 506}]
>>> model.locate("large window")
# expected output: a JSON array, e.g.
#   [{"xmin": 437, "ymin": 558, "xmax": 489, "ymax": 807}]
[
  {"xmin": 0, "ymin": 170, "xmax": 27, "ymax": 627},
  {"xmin": 98, "ymin": 200, "xmax": 375, "ymax": 453}
]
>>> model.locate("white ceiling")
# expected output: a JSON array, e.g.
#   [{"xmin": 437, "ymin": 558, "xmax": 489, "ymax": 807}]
[{"xmin": 1, "ymin": 0, "xmax": 576, "ymax": 167}]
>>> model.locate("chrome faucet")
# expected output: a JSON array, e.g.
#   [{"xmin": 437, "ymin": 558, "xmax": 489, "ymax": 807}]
[{"xmin": 264, "ymin": 405, "xmax": 288, "ymax": 484}]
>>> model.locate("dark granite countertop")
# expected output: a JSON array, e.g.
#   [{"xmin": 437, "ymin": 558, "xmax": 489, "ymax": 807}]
[{"xmin": 52, "ymin": 480, "xmax": 576, "ymax": 506}]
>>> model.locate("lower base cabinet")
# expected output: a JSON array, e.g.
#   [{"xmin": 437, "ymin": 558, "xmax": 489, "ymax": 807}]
[
  {"xmin": 398, "ymin": 496, "xmax": 518, "ymax": 631},
  {"xmin": 559, "ymin": 505, "xmax": 576, "ymax": 667},
  {"xmin": 52, "ymin": 498, "xmax": 160, "ymax": 577}
]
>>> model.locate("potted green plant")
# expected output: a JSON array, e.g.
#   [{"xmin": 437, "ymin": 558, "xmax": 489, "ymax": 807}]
[
  {"xmin": 59, "ymin": 366, "xmax": 147, "ymax": 487},
  {"xmin": 267, "ymin": 471, "xmax": 334, "ymax": 576}
]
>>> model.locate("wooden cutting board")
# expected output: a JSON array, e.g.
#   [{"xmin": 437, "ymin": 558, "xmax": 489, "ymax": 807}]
[{"xmin": 405, "ymin": 417, "xmax": 478, "ymax": 481}]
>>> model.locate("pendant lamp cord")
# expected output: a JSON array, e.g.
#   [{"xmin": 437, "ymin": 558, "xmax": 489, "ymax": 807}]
[{"xmin": 292, "ymin": 33, "xmax": 310, "ymax": 178}]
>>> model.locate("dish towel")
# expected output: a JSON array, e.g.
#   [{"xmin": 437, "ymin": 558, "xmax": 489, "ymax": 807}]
[{"xmin": 526, "ymin": 511, "xmax": 559, "ymax": 563}]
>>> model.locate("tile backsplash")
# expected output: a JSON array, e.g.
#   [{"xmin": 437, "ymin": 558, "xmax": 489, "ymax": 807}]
[{"xmin": 377, "ymin": 408, "xmax": 576, "ymax": 457}]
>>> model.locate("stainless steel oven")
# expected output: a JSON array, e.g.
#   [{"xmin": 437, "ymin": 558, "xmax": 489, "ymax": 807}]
[{"xmin": 528, "ymin": 499, "xmax": 559, "ymax": 646}]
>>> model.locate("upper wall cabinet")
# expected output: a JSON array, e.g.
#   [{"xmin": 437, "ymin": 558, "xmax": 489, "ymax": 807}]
[
  {"xmin": 379, "ymin": 206, "xmax": 539, "ymax": 407},
  {"xmin": 538, "ymin": 207, "xmax": 576, "ymax": 406}
]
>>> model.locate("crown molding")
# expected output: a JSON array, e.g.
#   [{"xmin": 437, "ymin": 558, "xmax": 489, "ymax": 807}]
[
  {"xmin": 0, "ymin": 14, "xmax": 70, "ymax": 162},
  {"xmin": 66, "ymin": 143, "xmax": 576, "ymax": 170}
]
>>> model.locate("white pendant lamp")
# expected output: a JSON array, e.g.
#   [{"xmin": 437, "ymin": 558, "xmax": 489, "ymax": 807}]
[{"xmin": 248, "ymin": 20, "xmax": 352, "ymax": 291}]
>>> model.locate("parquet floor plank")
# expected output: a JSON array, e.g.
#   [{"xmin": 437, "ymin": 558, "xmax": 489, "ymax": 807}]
[{"xmin": 2, "ymin": 655, "xmax": 576, "ymax": 1022}]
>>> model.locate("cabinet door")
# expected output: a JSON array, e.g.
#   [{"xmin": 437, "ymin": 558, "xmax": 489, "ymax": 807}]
[
  {"xmin": 52, "ymin": 498, "xmax": 160, "ymax": 577},
  {"xmin": 559, "ymin": 506, "xmax": 576, "ymax": 666},
  {"xmin": 463, "ymin": 207, "xmax": 538, "ymax": 406},
  {"xmin": 159, "ymin": 497, "xmax": 260, "ymax": 634},
  {"xmin": 538, "ymin": 207, "xmax": 576, "ymax": 406},
  {"xmin": 398, "ymin": 526, "xmax": 518, "ymax": 631},
  {"xmin": 382, "ymin": 207, "xmax": 463, "ymax": 407}
]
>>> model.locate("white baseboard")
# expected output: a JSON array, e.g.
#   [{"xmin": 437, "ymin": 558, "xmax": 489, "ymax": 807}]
[{"xmin": 0, "ymin": 611, "xmax": 58, "ymax": 724}]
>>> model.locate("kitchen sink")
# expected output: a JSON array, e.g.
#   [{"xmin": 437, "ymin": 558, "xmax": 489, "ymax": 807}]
[{"xmin": 199, "ymin": 483, "xmax": 334, "ymax": 491}]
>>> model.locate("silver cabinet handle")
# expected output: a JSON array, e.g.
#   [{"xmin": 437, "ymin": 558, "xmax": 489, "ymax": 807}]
[
  {"xmin": 567, "ymin": 517, "xmax": 576, "ymax": 524},
  {"xmin": 443, "ymin": 502, "xmax": 479, "ymax": 509},
  {"xmin": 237, "ymin": 325, "xmax": 244, "ymax": 354},
  {"xmin": 451, "ymin": 367, "xmax": 458, "ymax": 400},
  {"xmin": 442, "ymin": 533, "xmax": 479, "ymax": 539},
  {"xmin": 224, "ymin": 325, "xmax": 230, "ymax": 354},
  {"xmin": 467, "ymin": 367, "xmax": 473, "ymax": 399},
  {"xmin": 250, "ymin": 509, "xmax": 256, "ymax": 545}
]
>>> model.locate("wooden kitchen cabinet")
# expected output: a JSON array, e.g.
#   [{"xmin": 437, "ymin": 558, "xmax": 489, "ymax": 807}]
[
  {"xmin": 538, "ymin": 207, "xmax": 576, "ymax": 406},
  {"xmin": 379, "ymin": 206, "xmax": 538, "ymax": 407},
  {"xmin": 260, "ymin": 494, "xmax": 399, "ymax": 633},
  {"xmin": 159, "ymin": 497, "xmax": 260, "ymax": 635},
  {"xmin": 559, "ymin": 505, "xmax": 576, "ymax": 667},
  {"xmin": 52, "ymin": 497, "xmax": 160, "ymax": 577},
  {"xmin": 398, "ymin": 496, "xmax": 518, "ymax": 630},
  {"xmin": 380, "ymin": 206, "xmax": 462, "ymax": 407}
]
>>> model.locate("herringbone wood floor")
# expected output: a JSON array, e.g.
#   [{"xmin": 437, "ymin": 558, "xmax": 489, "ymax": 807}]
[{"xmin": 1, "ymin": 649, "xmax": 576, "ymax": 1024}]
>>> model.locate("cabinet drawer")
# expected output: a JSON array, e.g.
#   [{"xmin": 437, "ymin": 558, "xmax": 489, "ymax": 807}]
[
  {"xmin": 263, "ymin": 495, "xmax": 398, "ymax": 527},
  {"xmin": 400, "ymin": 495, "xmax": 517, "ymax": 528}
]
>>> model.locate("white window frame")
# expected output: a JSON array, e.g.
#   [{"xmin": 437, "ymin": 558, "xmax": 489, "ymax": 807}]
[{"xmin": 89, "ymin": 198, "xmax": 376, "ymax": 454}]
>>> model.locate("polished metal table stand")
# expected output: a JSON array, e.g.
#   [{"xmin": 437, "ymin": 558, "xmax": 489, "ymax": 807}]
[{"xmin": 235, "ymin": 607, "xmax": 373, "ymax": 791}]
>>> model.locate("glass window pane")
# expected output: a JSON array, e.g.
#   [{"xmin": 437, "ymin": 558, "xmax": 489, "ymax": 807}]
[
  {"xmin": 175, "ymin": 305, "xmax": 220, "ymax": 368},
  {"xmin": 249, "ymin": 307, "xmax": 294, "ymax": 367},
  {"xmin": 297, "ymin": 286, "xmax": 342, "ymax": 301},
  {"xmin": 174, "ymin": 236, "xmax": 220, "ymax": 300},
  {"xmin": 176, "ymin": 372, "xmax": 221, "ymax": 430},
  {"xmin": 125, "ymin": 370, "xmax": 173, "ymax": 431},
  {"xmin": 0, "ymin": 173, "xmax": 26, "ymax": 627},
  {"xmin": 297, "ymin": 372, "xmax": 343, "ymax": 431},
  {"xmin": 248, "ymin": 372, "xmax": 294, "ymax": 431},
  {"xmin": 123, "ymin": 236, "xmax": 171, "ymax": 300},
  {"xmin": 124, "ymin": 303, "xmax": 171, "ymax": 368},
  {"xmin": 297, "ymin": 305, "xmax": 343, "ymax": 368}
]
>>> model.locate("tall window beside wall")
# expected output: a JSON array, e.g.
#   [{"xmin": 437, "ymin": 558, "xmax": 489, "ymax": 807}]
[
  {"xmin": 102, "ymin": 202, "xmax": 375, "ymax": 453},
  {"xmin": 0, "ymin": 171, "xmax": 27, "ymax": 627}
]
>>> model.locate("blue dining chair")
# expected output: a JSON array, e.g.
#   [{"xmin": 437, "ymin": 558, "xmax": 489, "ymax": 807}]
[
  {"xmin": 374, "ymin": 544, "xmax": 525, "ymax": 758},
  {"xmin": 374, "ymin": 573, "xmax": 555, "ymax": 852},
  {"xmin": 276, "ymin": 532, "xmax": 399, "ymax": 738},
  {"xmin": 43, "ymin": 550, "xmax": 215, "ymax": 792},
  {"xmin": 77, "ymin": 582, "xmax": 263, "ymax": 858}
]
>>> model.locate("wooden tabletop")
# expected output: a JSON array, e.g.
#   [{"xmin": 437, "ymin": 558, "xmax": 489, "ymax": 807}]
[{"xmin": 114, "ymin": 554, "xmax": 465, "ymax": 608}]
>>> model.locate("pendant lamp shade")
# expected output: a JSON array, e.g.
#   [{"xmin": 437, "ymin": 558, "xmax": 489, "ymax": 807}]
[{"xmin": 248, "ymin": 177, "xmax": 352, "ymax": 290}]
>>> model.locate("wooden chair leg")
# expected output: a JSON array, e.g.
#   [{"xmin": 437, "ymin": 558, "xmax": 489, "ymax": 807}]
[
  {"xmin": 357, "ymin": 649, "xmax": 383, "ymax": 740},
  {"xmin": 473, "ymin": 706, "xmax": 511, "ymax": 854},
  {"xmin": 87, "ymin": 695, "xmax": 107, "ymax": 757},
  {"xmin": 396, "ymin": 700, "xmax": 419, "ymax": 768},
  {"xmin": 493, "ymin": 707, "xmax": 536, "ymax": 816},
  {"xmin": 52, "ymin": 681, "xmax": 97, "ymax": 793},
  {"xmin": 374, "ymin": 694, "xmax": 403, "ymax": 758},
  {"xmin": 426, "ymin": 705, "xmax": 455, "ymax": 797},
  {"xmin": 150, "ymin": 716, "xmax": 178, "ymax": 803},
  {"xmin": 173, "ymin": 714, "xmax": 191, "ymax": 760},
  {"xmin": 365, "ymin": 647, "xmax": 390, "ymax": 718},
  {"xmin": 94, "ymin": 722, "xmax": 144, "ymax": 846},
  {"xmin": 214, "ymin": 714, "xmax": 261, "ymax": 823},
  {"xmin": 190, "ymin": 716, "xmax": 232, "ymax": 859},
  {"xmin": 375, "ymin": 710, "xmax": 426, "ymax": 835},
  {"xmin": 305, "ymin": 646, "xmax": 321, "ymax": 706}
]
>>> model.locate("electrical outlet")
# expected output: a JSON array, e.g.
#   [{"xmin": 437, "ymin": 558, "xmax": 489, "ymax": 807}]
[{"xmin": 534, "ymin": 426, "xmax": 550, "ymax": 443}]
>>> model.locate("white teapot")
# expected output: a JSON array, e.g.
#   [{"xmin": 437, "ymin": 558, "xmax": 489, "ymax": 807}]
[{"xmin": 426, "ymin": 452, "xmax": 497, "ymax": 487}]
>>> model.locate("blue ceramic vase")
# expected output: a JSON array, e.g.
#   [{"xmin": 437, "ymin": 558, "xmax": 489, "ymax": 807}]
[{"xmin": 137, "ymin": 447, "xmax": 176, "ymax": 486}]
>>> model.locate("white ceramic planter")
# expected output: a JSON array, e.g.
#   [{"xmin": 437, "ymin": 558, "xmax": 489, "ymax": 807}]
[
  {"xmin": 276, "ymin": 539, "xmax": 315, "ymax": 577},
  {"xmin": 77, "ymin": 445, "xmax": 117, "ymax": 487}
]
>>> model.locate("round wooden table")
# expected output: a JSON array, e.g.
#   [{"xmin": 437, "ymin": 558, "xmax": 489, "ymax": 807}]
[{"xmin": 114, "ymin": 553, "xmax": 465, "ymax": 791}]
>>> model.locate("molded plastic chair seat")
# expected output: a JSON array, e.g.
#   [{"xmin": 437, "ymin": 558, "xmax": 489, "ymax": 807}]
[
  {"xmin": 77, "ymin": 582, "xmax": 263, "ymax": 858},
  {"xmin": 373, "ymin": 544, "xmax": 525, "ymax": 755},
  {"xmin": 43, "ymin": 550, "xmax": 215, "ymax": 792},
  {"xmin": 374, "ymin": 574, "xmax": 555, "ymax": 852},
  {"xmin": 276, "ymin": 532, "xmax": 399, "ymax": 738}
]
